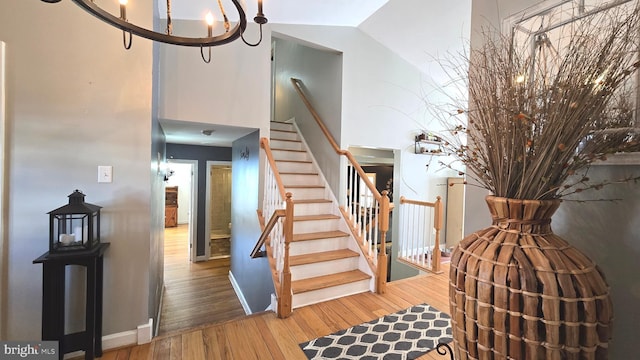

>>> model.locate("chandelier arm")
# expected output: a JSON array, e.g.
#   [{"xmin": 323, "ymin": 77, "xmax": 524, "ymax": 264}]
[
  {"xmin": 122, "ymin": 30, "xmax": 132, "ymax": 50},
  {"xmin": 200, "ymin": 46, "xmax": 212, "ymax": 64},
  {"xmin": 166, "ymin": 0, "xmax": 172, "ymax": 35},
  {"xmin": 240, "ymin": 23, "xmax": 264, "ymax": 47},
  {"xmin": 68, "ymin": 0, "xmax": 248, "ymax": 47}
]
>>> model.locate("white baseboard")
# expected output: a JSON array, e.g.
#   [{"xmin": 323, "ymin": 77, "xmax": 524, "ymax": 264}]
[
  {"xmin": 268, "ymin": 293, "xmax": 277, "ymax": 312},
  {"xmin": 103, "ymin": 329, "xmax": 138, "ymax": 349},
  {"xmin": 63, "ymin": 327, "xmax": 141, "ymax": 359},
  {"xmin": 137, "ymin": 318, "xmax": 153, "ymax": 345},
  {"xmin": 67, "ymin": 317, "xmax": 154, "ymax": 357},
  {"xmin": 228, "ymin": 270, "xmax": 252, "ymax": 315}
]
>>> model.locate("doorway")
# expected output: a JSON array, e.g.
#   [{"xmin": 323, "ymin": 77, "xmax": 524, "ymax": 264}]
[
  {"xmin": 165, "ymin": 160, "xmax": 197, "ymax": 262},
  {"xmin": 205, "ymin": 161, "xmax": 232, "ymax": 260}
]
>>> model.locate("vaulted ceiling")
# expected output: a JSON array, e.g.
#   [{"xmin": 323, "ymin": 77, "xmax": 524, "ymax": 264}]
[
  {"xmin": 158, "ymin": 0, "xmax": 390, "ymax": 26},
  {"xmin": 159, "ymin": 0, "xmax": 472, "ymax": 146}
]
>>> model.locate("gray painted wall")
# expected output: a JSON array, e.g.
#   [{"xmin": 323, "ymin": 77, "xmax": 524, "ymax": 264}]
[
  {"xmin": 0, "ymin": 0, "xmax": 156, "ymax": 339},
  {"xmin": 272, "ymin": 37, "xmax": 343, "ymax": 196},
  {"xmin": 165, "ymin": 144, "xmax": 232, "ymax": 256},
  {"xmin": 230, "ymin": 131, "xmax": 274, "ymax": 313},
  {"xmin": 468, "ymin": 0, "xmax": 640, "ymax": 357}
]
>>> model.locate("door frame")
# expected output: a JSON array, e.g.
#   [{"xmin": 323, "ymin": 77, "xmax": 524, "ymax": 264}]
[
  {"xmin": 0, "ymin": 40, "xmax": 7, "ymax": 339},
  {"xmin": 205, "ymin": 160, "xmax": 232, "ymax": 260},
  {"xmin": 167, "ymin": 159, "xmax": 198, "ymax": 262}
]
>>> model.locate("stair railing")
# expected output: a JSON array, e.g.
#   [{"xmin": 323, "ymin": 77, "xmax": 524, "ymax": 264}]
[
  {"xmin": 398, "ymin": 196, "xmax": 443, "ymax": 274},
  {"xmin": 252, "ymin": 137, "xmax": 293, "ymax": 318},
  {"xmin": 291, "ymin": 78, "xmax": 390, "ymax": 294}
]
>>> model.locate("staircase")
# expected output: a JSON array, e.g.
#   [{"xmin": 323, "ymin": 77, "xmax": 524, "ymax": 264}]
[{"xmin": 269, "ymin": 121, "xmax": 373, "ymax": 308}]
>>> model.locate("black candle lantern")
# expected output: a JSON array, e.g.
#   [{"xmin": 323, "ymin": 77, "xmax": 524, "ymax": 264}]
[{"xmin": 48, "ymin": 190, "xmax": 102, "ymax": 253}]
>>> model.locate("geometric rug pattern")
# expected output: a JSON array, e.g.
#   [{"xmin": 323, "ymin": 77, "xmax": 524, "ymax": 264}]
[{"xmin": 299, "ymin": 303, "xmax": 453, "ymax": 359}]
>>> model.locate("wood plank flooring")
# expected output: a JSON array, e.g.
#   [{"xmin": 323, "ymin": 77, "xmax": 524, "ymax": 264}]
[
  {"xmin": 158, "ymin": 225, "xmax": 246, "ymax": 335},
  {"xmin": 100, "ymin": 261, "xmax": 452, "ymax": 359}
]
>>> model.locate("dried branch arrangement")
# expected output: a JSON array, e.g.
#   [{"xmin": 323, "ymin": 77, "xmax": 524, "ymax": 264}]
[{"xmin": 435, "ymin": 4, "xmax": 640, "ymax": 200}]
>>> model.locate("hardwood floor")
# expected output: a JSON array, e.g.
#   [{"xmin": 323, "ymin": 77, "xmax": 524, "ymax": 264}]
[
  {"xmin": 158, "ymin": 225, "xmax": 246, "ymax": 335},
  {"xmin": 100, "ymin": 260, "xmax": 452, "ymax": 359}
]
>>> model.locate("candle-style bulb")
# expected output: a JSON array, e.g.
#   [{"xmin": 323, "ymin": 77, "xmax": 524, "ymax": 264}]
[
  {"xmin": 119, "ymin": 0, "xmax": 128, "ymax": 20},
  {"xmin": 205, "ymin": 11, "xmax": 214, "ymax": 37},
  {"xmin": 205, "ymin": 12, "xmax": 214, "ymax": 26}
]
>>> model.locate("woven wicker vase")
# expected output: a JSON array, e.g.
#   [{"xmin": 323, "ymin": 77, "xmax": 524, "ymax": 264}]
[{"xmin": 449, "ymin": 196, "xmax": 613, "ymax": 360}]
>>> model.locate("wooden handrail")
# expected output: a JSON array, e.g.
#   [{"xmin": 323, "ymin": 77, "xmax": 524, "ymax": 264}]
[
  {"xmin": 292, "ymin": 77, "xmax": 391, "ymax": 293},
  {"xmin": 260, "ymin": 137, "xmax": 287, "ymax": 200},
  {"xmin": 400, "ymin": 196, "xmax": 440, "ymax": 208},
  {"xmin": 291, "ymin": 78, "xmax": 381, "ymax": 202},
  {"xmin": 250, "ymin": 209, "xmax": 285, "ymax": 258}
]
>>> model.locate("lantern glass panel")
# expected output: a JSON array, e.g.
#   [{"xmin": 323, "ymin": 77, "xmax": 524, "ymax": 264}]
[{"xmin": 48, "ymin": 190, "xmax": 102, "ymax": 253}]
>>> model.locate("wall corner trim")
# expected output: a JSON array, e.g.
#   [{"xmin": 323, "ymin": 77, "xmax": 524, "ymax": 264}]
[
  {"xmin": 228, "ymin": 270, "xmax": 252, "ymax": 315},
  {"xmin": 137, "ymin": 318, "xmax": 154, "ymax": 344}
]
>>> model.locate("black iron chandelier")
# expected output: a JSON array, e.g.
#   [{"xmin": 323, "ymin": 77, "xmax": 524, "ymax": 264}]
[{"xmin": 41, "ymin": 0, "xmax": 268, "ymax": 63}]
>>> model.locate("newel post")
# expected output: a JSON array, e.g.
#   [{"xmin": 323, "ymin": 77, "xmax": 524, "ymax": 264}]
[
  {"xmin": 376, "ymin": 190, "xmax": 390, "ymax": 294},
  {"xmin": 432, "ymin": 196, "xmax": 442, "ymax": 273},
  {"xmin": 278, "ymin": 193, "xmax": 293, "ymax": 318}
]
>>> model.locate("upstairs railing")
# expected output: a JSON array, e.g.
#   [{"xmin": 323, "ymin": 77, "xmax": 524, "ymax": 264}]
[
  {"xmin": 291, "ymin": 78, "xmax": 390, "ymax": 294},
  {"xmin": 398, "ymin": 196, "xmax": 443, "ymax": 274},
  {"xmin": 252, "ymin": 137, "xmax": 293, "ymax": 318}
]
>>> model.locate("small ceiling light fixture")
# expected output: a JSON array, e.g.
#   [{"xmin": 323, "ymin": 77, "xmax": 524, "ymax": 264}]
[
  {"xmin": 201, "ymin": 129, "xmax": 215, "ymax": 136},
  {"xmin": 40, "ymin": 0, "xmax": 268, "ymax": 63}
]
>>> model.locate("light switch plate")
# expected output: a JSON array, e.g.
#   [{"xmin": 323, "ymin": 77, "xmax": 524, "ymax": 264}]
[{"xmin": 98, "ymin": 165, "xmax": 113, "ymax": 183}]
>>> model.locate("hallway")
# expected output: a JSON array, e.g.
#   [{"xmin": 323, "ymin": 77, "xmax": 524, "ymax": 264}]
[{"xmin": 158, "ymin": 225, "xmax": 246, "ymax": 335}]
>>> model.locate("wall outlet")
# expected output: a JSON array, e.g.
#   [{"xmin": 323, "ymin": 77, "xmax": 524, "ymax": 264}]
[{"xmin": 98, "ymin": 165, "xmax": 113, "ymax": 183}]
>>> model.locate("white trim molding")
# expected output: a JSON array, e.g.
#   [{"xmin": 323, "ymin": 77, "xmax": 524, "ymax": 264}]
[
  {"xmin": 228, "ymin": 270, "xmax": 252, "ymax": 315},
  {"xmin": 62, "ymin": 318, "xmax": 152, "ymax": 359},
  {"xmin": 0, "ymin": 40, "xmax": 7, "ymax": 340}
]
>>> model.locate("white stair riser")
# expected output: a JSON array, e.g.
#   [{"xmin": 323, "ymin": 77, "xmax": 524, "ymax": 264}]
[
  {"xmin": 293, "ymin": 202, "xmax": 334, "ymax": 216},
  {"xmin": 269, "ymin": 122, "xmax": 374, "ymax": 309},
  {"xmin": 271, "ymin": 149, "xmax": 310, "ymax": 162},
  {"xmin": 286, "ymin": 187, "xmax": 325, "ymax": 199},
  {"xmin": 270, "ymin": 130, "xmax": 299, "ymax": 141},
  {"xmin": 292, "ymin": 279, "xmax": 370, "ymax": 309},
  {"xmin": 270, "ymin": 140, "xmax": 303, "ymax": 151},
  {"xmin": 293, "ymin": 218, "xmax": 340, "ymax": 233},
  {"xmin": 280, "ymin": 173, "xmax": 322, "ymax": 186},
  {"xmin": 289, "ymin": 237, "xmax": 350, "ymax": 256},
  {"xmin": 291, "ymin": 257, "xmax": 360, "ymax": 281},
  {"xmin": 275, "ymin": 161, "xmax": 314, "ymax": 173},
  {"xmin": 271, "ymin": 122, "xmax": 295, "ymax": 131}
]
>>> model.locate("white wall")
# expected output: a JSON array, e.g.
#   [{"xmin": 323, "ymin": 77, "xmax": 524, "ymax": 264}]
[
  {"xmin": 156, "ymin": 20, "xmax": 271, "ymax": 136},
  {"xmin": 0, "ymin": 0, "xmax": 154, "ymax": 340}
]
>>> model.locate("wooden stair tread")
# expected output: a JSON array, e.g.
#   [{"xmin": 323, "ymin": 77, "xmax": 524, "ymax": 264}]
[
  {"xmin": 294, "ymin": 214, "xmax": 340, "ymax": 221},
  {"xmin": 275, "ymin": 159, "xmax": 312, "ymax": 164},
  {"xmin": 292, "ymin": 230, "xmax": 349, "ymax": 242},
  {"xmin": 270, "ymin": 138, "xmax": 301, "ymax": 143},
  {"xmin": 271, "ymin": 129, "xmax": 297, "ymax": 134},
  {"xmin": 293, "ymin": 199, "xmax": 331, "ymax": 204},
  {"xmin": 292, "ymin": 270, "xmax": 371, "ymax": 294},
  {"xmin": 290, "ymin": 249, "xmax": 360, "ymax": 266},
  {"xmin": 280, "ymin": 171, "xmax": 318, "ymax": 175},
  {"xmin": 271, "ymin": 148, "xmax": 307, "ymax": 153}
]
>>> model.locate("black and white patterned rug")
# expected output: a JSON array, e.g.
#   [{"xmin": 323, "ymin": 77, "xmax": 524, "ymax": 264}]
[{"xmin": 299, "ymin": 303, "xmax": 453, "ymax": 360}]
